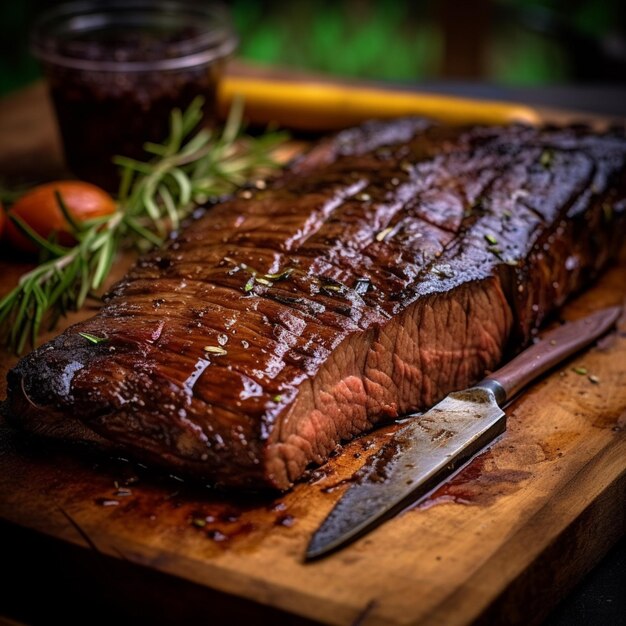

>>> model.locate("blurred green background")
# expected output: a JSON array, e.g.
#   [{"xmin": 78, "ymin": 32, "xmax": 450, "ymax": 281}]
[{"xmin": 1, "ymin": 0, "xmax": 624, "ymax": 96}]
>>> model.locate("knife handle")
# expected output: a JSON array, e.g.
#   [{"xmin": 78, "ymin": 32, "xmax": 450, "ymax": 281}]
[
  {"xmin": 218, "ymin": 76, "xmax": 540, "ymax": 131},
  {"xmin": 481, "ymin": 306, "xmax": 621, "ymax": 403}
]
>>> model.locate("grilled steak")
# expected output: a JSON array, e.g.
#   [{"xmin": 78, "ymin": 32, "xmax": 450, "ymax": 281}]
[{"xmin": 4, "ymin": 119, "xmax": 626, "ymax": 490}]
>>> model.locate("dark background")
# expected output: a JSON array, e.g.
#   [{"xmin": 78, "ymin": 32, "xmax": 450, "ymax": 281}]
[{"xmin": 1, "ymin": 0, "xmax": 626, "ymax": 94}]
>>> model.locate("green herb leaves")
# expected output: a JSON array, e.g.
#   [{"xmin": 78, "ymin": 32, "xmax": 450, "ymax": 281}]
[
  {"xmin": 539, "ymin": 149, "xmax": 554, "ymax": 169},
  {"xmin": 78, "ymin": 332, "xmax": 108, "ymax": 345},
  {"xmin": 375, "ymin": 226, "xmax": 393, "ymax": 242},
  {"xmin": 203, "ymin": 346, "xmax": 228, "ymax": 356},
  {"xmin": 0, "ymin": 98, "xmax": 286, "ymax": 353}
]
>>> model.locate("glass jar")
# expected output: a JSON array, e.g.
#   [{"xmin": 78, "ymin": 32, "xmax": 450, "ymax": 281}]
[{"xmin": 31, "ymin": 1, "xmax": 238, "ymax": 190}]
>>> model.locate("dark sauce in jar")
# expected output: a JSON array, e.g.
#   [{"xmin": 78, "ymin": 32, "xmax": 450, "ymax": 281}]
[{"xmin": 31, "ymin": 2, "xmax": 238, "ymax": 190}]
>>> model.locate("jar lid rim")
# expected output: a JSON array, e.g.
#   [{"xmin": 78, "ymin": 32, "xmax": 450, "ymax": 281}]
[{"xmin": 31, "ymin": 0, "xmax": 238, "ymax": 72}]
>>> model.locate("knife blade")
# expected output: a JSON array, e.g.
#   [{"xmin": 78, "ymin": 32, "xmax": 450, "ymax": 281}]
[{"xmin": 306, "ymin": 306, "xmax": 621, "ymax": 560}]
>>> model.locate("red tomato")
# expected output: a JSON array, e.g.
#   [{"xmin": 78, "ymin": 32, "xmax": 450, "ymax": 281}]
[{"xmin": 6, "ymin": 181, "xmax": 116, "ymax": 253}]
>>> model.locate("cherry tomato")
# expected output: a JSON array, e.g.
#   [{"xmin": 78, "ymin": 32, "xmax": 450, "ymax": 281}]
[
  {"xmin": 6, "ymin": 181, "xmax": 116, "ymax": 253},
  {"xmin": 0, "ymin": 203, "xmax": 5, "ymax": 241}
]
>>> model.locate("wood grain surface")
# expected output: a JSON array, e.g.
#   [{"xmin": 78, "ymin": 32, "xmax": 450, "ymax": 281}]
[{"xmin": 0, "ymin": 79, "xmax": 624, "ymax": 626}]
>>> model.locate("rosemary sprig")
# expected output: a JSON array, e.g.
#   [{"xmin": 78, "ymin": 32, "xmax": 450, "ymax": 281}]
[
  {"xmin": 78, "ymin": 332, "xmax": 108, "ymax": 345},
  {"xmin": 0, "ymin": 97, "xmax": 287, "ymax": 353}
]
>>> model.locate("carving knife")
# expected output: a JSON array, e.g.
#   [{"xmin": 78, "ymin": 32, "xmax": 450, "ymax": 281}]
[{"xmin": 306, "ymin": 306, "xmax": 621, "ymax": 560}]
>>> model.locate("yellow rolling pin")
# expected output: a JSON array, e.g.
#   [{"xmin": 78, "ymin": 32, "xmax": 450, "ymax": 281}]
[{"xmin": 218, "ymin": 75, "xmax": 540, "ymax": 131}]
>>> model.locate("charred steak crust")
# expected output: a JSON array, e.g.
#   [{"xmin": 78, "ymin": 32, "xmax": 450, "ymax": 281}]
[{"xmin": 4, "ymin": 119, "xmax": 626, "ymax": 490}]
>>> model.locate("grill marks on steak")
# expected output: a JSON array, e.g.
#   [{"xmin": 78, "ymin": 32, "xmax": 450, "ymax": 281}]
[{"xmin": 5, "ymin": 119, "xmax": 626, "ymax": 489}]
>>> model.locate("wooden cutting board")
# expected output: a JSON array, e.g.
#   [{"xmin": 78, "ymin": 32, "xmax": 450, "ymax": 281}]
[{"xmin": 0, "ymin": 80, "xmax": 624, "ymax": 626}]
